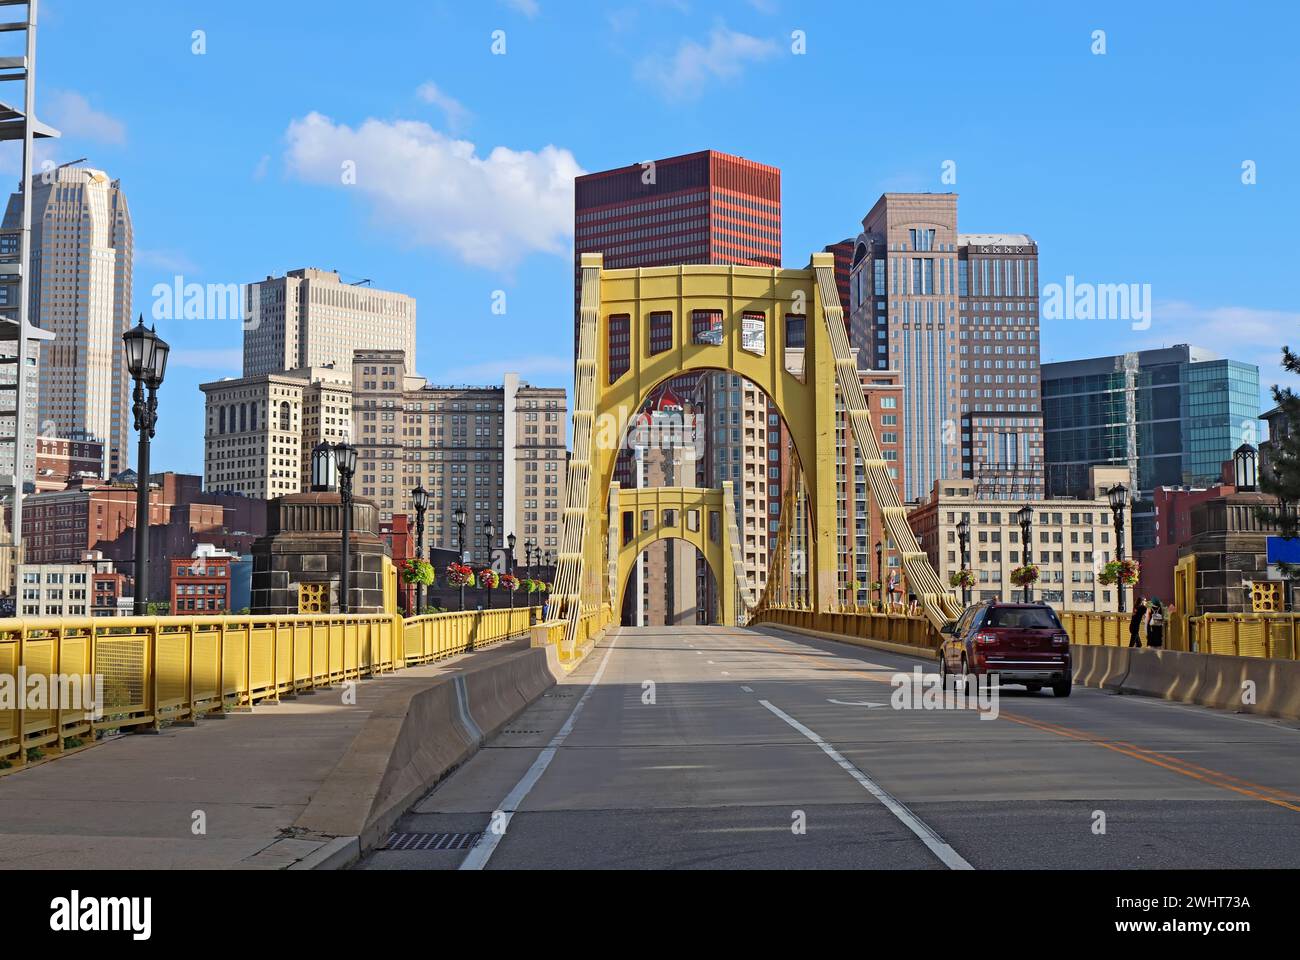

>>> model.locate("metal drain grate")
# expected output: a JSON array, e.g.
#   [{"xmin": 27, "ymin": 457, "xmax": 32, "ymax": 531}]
[
  {"xmin": 503, "ymin": 728, "xmax": 542, "ymax": 735},
  {"xmin": 381, "ymin": 832, "xmax": 482, "ymax": 851}
]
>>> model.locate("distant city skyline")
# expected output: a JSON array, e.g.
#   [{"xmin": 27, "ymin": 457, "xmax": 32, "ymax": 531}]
[{"xmin": 18, "ymin": 2, "xmax": 1298, "ymax": 476}]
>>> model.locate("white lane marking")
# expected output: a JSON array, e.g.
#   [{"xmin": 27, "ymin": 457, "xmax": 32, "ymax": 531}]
[
  {"xmin": 707, "ymin": 660, "xmax": 715, "ymax": 664},
  {"xmin": 459, "ymin": 633, "xmax": 621, "ymax": 871},
  {"xmin": 721, "ymin": 671, "xmax": 730, "ymax": 676},
  {"xmin": 827, "ymin": 698, "xmax": 888, "ymax": 708},
  {"xmin": 695, "ymin": 651, "xmax": 702, "ymax": 655},
  {"xmin": 1109, "ymin": 688, "xmax": 1300, "ymax": 732},
  {"xmin": 741, "ymin": 686, "xmax": 754, "ymax": 693},
  {"xmin": 759, "ymin": 698, "xmax": 973, "ymax": 871}
]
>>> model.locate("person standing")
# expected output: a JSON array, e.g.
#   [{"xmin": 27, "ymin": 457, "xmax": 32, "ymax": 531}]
[
  {"xmin": 1129, "ymin": 597, "xmax": 1147, "ymax": 648},
  {"xmin": 1146, "ymin": 599, "xmax": 1166, "ymax": 649}
]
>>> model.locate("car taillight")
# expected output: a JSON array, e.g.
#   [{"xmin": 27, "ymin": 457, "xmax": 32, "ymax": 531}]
[
  {"xmin": 974, "ymin": 632, "xmax": 998, "ymax": 646},
  {"xmin": 1052, "ymin": 633, "xmax": 1070, "ymax": 646}
]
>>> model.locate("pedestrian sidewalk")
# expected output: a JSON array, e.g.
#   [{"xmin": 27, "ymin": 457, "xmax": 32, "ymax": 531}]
[{"xmin": 0, "ymin": 639, "xmax": 531, "ymax": 870}]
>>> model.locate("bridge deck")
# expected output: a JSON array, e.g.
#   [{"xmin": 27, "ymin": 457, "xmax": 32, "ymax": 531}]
[{"xmin": 362, "ymin": 626, "xmax": 1300, "ymax": 870}]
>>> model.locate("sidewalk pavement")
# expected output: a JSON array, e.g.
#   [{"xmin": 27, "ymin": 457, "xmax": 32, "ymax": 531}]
[{"xmin": 0, "ymin": 639, "xmax": 529, "ymax": 870}]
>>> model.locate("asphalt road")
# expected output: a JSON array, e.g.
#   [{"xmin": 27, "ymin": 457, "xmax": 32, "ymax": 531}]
[{"xmin": 358, "ymin": 625, "xmax": 1300, "ymax": 870}]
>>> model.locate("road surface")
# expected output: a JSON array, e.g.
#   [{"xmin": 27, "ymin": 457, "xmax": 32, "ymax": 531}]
[{"xmin": 358, "ymin": 625, "xmax": 1300, "ymax": 870}]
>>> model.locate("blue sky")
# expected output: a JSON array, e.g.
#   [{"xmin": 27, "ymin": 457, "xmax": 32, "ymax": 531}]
[{"xmin": 15, "ymin": 0, "xmax": 1299, "ymax": 473}]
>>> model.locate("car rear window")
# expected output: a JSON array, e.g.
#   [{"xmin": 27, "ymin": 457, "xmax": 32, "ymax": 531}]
[{"xmin": 984, "ymin": 607, "xmax": 1062, "ymax": 629}]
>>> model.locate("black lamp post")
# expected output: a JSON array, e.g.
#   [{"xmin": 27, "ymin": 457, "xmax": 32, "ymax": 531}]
[
  {"xmin": 507, "ymin": 532, "xmax": 517, "ymax": 609},
  {"xmin": 956, "ymin": 514, "xmax": 971, "ymax": 608},
  {"xmin": 123, "ymin": 317, "xmax": 170, "ymax": 615},
  {"xmin": 483, "ymin": 519, "xmax": 495, "ymax": 609},
  {"xmin": 875, "ymin": 540, "xmax": 883, "ymax": 608},
  {"xmin": 1016, "ymin": 504, "xmax": 1034, "ymax": 603},
  {"xmin": 524, "ymin": 538, "xmax": 536, "ymax": 609},
  {"xmin": 454, "ymin": 504, "xmax": 467, "ymax": 611},
  {"xmin": 333, "ymin": 442, "xmax": 358, "ymax": 614},
  {"xmin": 1108, "ymin": 482, "xmax": 1129, "ymax": 614},
  {"xmin": 412, "ymin": 484, "xmax": 428, "ymax": 615}
]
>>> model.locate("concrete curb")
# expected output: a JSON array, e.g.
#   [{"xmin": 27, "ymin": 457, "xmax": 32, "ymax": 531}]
[
  {"xmin": 295, "ymin": 627, "xmax": 607, "ymax": 869},
  {"xmin": 752, "ymin": 623, "xmax": 937, "ymax": 662},
  {"xmin": 288, "ymin": 835, "xmax": 360, "ymax": 871}
]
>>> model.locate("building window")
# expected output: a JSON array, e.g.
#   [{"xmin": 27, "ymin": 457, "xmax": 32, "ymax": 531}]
[
  {"xmin": 692, "ymin": 309, "xmax": 723, "ymax": 346},
  {"xmin": 648, "ymin": 311, "xmax": 673, "ymax": 355},
  {"xmin": 608, "ymin": 314, "xmax": 631, "ymax": 383}
]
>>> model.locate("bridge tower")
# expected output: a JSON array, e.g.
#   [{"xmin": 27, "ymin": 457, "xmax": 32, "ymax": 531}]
[{"xmin": 551, "ymin": 252, "xmax": 961, "ymax": 652}]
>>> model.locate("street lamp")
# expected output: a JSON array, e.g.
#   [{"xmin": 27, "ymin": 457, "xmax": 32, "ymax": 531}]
[
  {"xmin": 1234, "ymin": 443, "xmax": 1259, "ymax": 492},
  {"xmin": 453, "ymin": 504, "xmax": 467, "ymax": 611},
  {"xmin": 1015, "ymin": 504, "xmax": 1034, "ymax": 604},
  {"xmin": 333, "ymin": 442, "xmax": 358, "ymax": 614},
  {"xmin": 956, "ymin": 514, "xmax": 971, "ymax": 608},
  {"xmin": 484, "ymin": 518, "xmax": 496, "ymax": 609},
  {"xmin": 524, "ymin": 537, "xmax": 537, "ymax": 609},
  {"xmin": 507, "ymin": 532, "xmax": 517, "ymax": 609},
  {"xmin": 1108, "ymin": 483, "xmax": 1129, "ymax": 614},
  {"xmin": 412, "ymin": 485, "xmax": 428, "ymax": 615},
  {"xmin": 123, "ymin": 316, "xmax": 170, "ymax": 615}
]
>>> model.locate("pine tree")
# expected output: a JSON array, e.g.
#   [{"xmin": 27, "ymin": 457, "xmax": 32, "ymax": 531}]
[{"xmin": 1257, "ymin": 345, "xmax": 1300, "ymax": 564}]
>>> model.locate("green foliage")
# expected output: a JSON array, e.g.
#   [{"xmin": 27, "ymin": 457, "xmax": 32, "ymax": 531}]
[
  {"xmin": 1257, "ymin": 344, "xmax": 1300, "ymax": 577},
  {"xmin": 25, "ymin": 747, "xmax": 44, "ymax": 762},
  {"xmin": 63, "ymin": 736, "xmax": 85, "ymax": 749}
]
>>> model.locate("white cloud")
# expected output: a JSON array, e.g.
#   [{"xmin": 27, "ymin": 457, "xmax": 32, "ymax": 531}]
[
  {"xmin": 1145, "ymin": 300, "xmax": 1300, "ymax": 393},
  {"xmin": 502, "ymin": 0, "xmax": 540, "ymax": 17},
  {"xmin": 283, "ymin": 111, "xmax": 584, "ymax": 270},
  {"xmin": 136, "ymin": 248, "xmax": 199, "ymax": 274},
  {"xmin": 45, "ymin": 90, "xmax": 126, "ymax": 145},
  {"xmin": 636, "ymin": 25, "xmax": 778, "ymax": 101},
  {"xmin": 429, "ymin": 354, "xmax": 571, "ymax": 384},
  {"xmin": 415, "ymin": 82, "xmax": 470, "ymax": 132},
  {"xmin": 252, "ymin": 154, "xmax": 271, "ymax": 181}
]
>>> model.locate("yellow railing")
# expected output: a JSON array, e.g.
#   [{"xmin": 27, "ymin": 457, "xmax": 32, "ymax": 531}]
[
  {"xmin": 532, "ymin": 603, "xmax": 611, "ymax": 664},
  {"xmin": 754, "ymin": 606, "xmax": 942, "ymax": 652},
  {"xmin": 402, "ymin": 607, "xmax": 533, "ymax": 664},
  {"xmin": 1189, "ymin": 613, "xmax": 1300, "ymax": 659},
  {"xmin": 0, "ymin": 608, "xmax": 535, "ymax": 767}
]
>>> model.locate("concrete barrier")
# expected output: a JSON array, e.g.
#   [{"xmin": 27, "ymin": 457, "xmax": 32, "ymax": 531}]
[
  {"xmin": 1117, "ymin": 649, "xmax": 1206, "ymax": 703},
  {"xmin": 294, "ymin": 640, "xmax": 570, "ymax": 865},
  {"xmin": 1074, "ymin": 643, "xmax": 1300, "ymax": 721}
]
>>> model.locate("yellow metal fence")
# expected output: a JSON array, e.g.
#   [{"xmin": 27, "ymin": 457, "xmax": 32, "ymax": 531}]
[
  {"xmin": 762, "ymin": 606, "xmax": 1300, "ymax": 662},
  {"xmin": 1, "ymin": 607, "xmax": 537, "ymax": 766}
]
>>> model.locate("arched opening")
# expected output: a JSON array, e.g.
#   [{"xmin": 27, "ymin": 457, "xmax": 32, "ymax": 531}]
[
  {"xmin": 605, "ymin": 367, "xmax": 812, "ymax": 619},
  {"xmin": 618, "ymin": 539, "xmax": 721, "ymax": 627}
]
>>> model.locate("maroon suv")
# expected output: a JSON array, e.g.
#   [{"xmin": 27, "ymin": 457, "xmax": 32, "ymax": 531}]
[{"xmin": 938, "ymin": 601, "xmax": 1072, "ymax": 697}]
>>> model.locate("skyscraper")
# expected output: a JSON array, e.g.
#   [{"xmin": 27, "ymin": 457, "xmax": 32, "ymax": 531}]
[
  {"xmin": 243, "ymin": 268, "xmax": 416, "ymax": 378},
  {"xmin": 3, "ymin": 166, "xmax": 134, "ymax": 477},
  {"xmin": 1041, "ymin": 344, "xmax": 1261, "ymax": 550},
  {"xmin": 350, "ymin": 350, "xmax": 567, "ymax": 558},
  {"xmin": 847, "ymin": 193, "xmax": 1044, "ymax": 503},
  {"xmin": 574, "ymin": 150, "xmax": 783, "ymax": 618}
]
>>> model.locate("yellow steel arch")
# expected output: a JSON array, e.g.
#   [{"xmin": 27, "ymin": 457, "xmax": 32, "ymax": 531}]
[
  {"xmin": 610, "ymin": 484, "xmax": 735, "ymax": 626},
  {"xmin": 553, "ymin": 252, "xmax": 959, "ymax": 651}
]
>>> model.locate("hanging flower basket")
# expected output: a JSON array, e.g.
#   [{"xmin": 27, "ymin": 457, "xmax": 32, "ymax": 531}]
[
  {"xmin": 478, "ymin": 569, "xmax": 499, "ymax": 590},
  {"xmin": 500, "ymin": 573, "xmax": 519, "ymax": 592},
  {"xmin": 1010, "ymin": 564, "xmax": 1040, "ymax": 588},
  {"xmin": 399, "ymin": 558, "xmax": 435, "ymax": 587},
  {"xmin": 446, "ymin": 562, "xmax": 475, "ymax": 588},
  {"xmin": 1099, "ymin": 558, "xmax": 1141, "ymax": 586},
  {"xmin": 869, "ymin": 580, "xmax": 882, "ymax": 592},
  {"xmin": 948, "ymin": 569, "xmax": 976, "ymax": 589}
]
